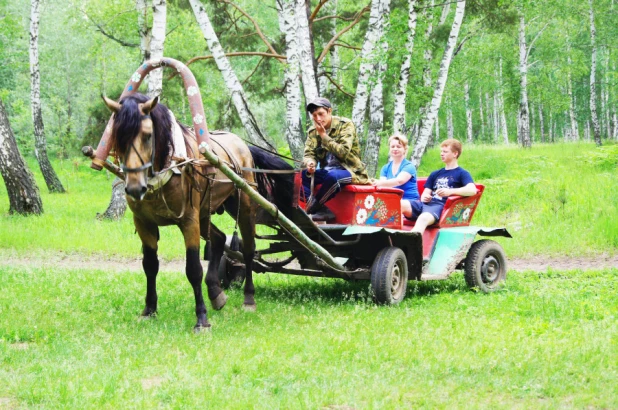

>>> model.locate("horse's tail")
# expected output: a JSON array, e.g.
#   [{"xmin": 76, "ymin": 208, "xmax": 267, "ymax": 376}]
[{"xmin": 248, "ymin": 146, "xmax": 296, "ymax": 217}]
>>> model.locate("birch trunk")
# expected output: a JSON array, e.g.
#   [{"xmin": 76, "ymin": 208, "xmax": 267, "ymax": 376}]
[
  {"xmin": 485, "ymin": 91, "xmax": 492, "ymax": 140},
  {"xmin": 589, "ymin": 0, "xmax": 602, "ymax": 146},
  {"xmin": 498, "ymin": 57, "xmax": 508, "ymax": 144},
  {"xmin": 419, "ymin": 0, "xmax": 435, "ymax": 124},
  {"xmin": 539, "ymin": 103, "xmax": 545, "ymax": 143},
  {"xmin": 393, "ymin": 0, "xmax": 418, "ymax": 135},
  {"xmin": 530, "ymin": 102, "xmax": 536, "ymax": 141},
  {"xmin": 439, "ymin": 2, "xmax": 450, "ymax": 25},
  {"xmin": 364, "ymin": 0, "xmax": 390, "ymax": 176},
  {"xmin": 518, "ymin": 14, "xmax": 531, "ymax": 148},
  {"xmin": 147, "ymin": 0, "xmax": 167, "ymax": 98},
  {"xmin": 0, "ymin": 99, "xmax": 43, "ymax": 215},
  {"xmin": 277, "ymin": 0, "xmax": 305, "ymax": 160},
  {"xmin": 352, "ymin": 0, "xmax": 389, "ymax": 137},
  {"xmin": 479, "ymin": 92, "xmax": 485, "ymax": 140},
  {"xmin": 318, "ymin": 0, "xmax": 337, "ymax": 96},
  {"xmin": 567, "ymin": 53, "xmax": 579, "ymax": 140},
  {"xmin": 603, "ymin": 50, "xmax": 611, "ymax": 137},
  {"xmin": 190, "ymin": 0, "xmax": 274, "ymax": 150},
  {"xmin": 136, "ymin": 0, "xmax": 151, "ymax": 62},
  {"xmin": 411, "ymin": 0, "xmax": 465, "ymax": 166},
  {"xmin": 29, "ymin": 0, "xmax": 65, "ymax": 193},
  {"xmin": 447, "ymin": 99, "xmax": 454, "ymax": 139},
  {"xmin": 493, "ymin": 92, "xmax": 499, "ymax": 143},
  {"xmin": 465, "ymin": 82, "xmax": 473, "ymax": 143},
  {"xmin": 296, "ymin": 0, "xmax": 319, "ymax": 102},
  {"xmin": 549, "ymin": 111, "xmax": 553, "ymax": 142}
]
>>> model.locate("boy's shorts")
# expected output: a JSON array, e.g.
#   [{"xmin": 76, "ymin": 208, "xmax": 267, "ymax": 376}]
[{"xmin": 405, "ymin": 199, "xmax": 444, "ymax": 222}]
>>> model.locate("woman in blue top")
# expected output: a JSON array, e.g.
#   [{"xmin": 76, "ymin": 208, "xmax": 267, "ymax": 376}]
[{"xmin": 370, "ymin": 135, "xmax": 419, "ymax": 219}]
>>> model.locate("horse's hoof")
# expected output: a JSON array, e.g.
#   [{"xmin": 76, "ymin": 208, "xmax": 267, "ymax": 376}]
[
  {"xmin": 193, "ymin": 323, "xmax": 212, "ymax": 333},
  {"xmin": 242, "ymin": 303, "xmax": 257, "ymax": 312},
  {"xmin": 211, "ymin": 291, "xmax": 228, "ymax": 311}
]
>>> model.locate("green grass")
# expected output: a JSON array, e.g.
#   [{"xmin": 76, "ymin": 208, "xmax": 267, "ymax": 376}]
[
  {"xmin": 3, "ymin": 142, "xmax": 617, "ymax": 260},
  {"xmin": 1, "ymin": 265, "xmax": 616, "ymax": 408}
]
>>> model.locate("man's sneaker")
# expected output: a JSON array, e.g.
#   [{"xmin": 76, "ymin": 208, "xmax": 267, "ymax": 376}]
[{"xmin": 310, "ymin": 207, "xmax": 336, "ymax": 222}]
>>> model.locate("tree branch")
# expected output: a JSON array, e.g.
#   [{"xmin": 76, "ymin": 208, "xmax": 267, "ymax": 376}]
[
  {"xmin": 314, "ymin": 14, "xmax": 358, "ymax": 23},
  {"xmin": 525, "ymin": 20, "xmax": 551, "ymax": 62},
  {"xmin": 317, "ymin": 5, "xmax": 370, "ymax": 63},
  {"xmin": 167, "ymin": 52, "xmax": 286, "ymax": 80},
  {"xmin": 216, "ymin": 0, "xmax": 284, "ymax": 62},
  {"xmin": 242, "ymin": 56, "xmax": 265, "ymax": 85},
  {"xmin": 309, "ymin": 0, "xmax": 329, "ymax": 22},
  {"xmin": 322, "ymin": 72, "xmax": 354, "ymax": 98},
  {"xmin": 80, "ymin": 9, "xmax": 138, "ymax": 48},
  {"xmin": 453, "ymin": 31, "xmax": 475, "ymax": 57},
  {"xmin": 334, "ymin": 42, "xmax": 362, "ymax": 51}
]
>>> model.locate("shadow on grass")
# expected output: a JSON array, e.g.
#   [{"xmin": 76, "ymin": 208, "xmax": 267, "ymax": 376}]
[{"xmin": 251, "ymin": 272, "xmax": 469, "ymax": 306}]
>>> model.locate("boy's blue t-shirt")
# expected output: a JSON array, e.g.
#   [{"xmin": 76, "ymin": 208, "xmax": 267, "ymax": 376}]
[
  {"xmin": 380, "ymin": 159, "xmax": 420, "ymax": 200},
  {"xmin": 424, "ymin": 167, "xmax": 474, "ymax": 204}
]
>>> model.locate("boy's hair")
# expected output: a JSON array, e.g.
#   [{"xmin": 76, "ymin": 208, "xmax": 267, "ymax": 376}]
[
  {"xmin": 440, "ymin": 138, "xmax": 463, "ymax": 158},
  {"xmin": 388, "ymin": 134, "xmax": 409, "ymax": 154}
]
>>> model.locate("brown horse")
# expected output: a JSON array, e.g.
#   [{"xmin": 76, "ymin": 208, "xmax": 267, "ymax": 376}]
[{"xmin": 103, "ymin": 93, "xmax": 294, "ymax": 330}]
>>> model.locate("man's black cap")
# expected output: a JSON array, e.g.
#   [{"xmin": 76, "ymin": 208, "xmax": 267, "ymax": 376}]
[{"xmin": 306, "ymin": 97, "xmax": 332, "ymax": 113}]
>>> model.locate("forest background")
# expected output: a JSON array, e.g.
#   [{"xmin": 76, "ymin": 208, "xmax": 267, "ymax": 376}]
[{"xmin": 2, "ymin": 0, "xmax": 618, "ymax": 175}]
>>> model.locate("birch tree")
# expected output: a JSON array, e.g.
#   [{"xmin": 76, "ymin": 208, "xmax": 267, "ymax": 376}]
[
  {"xmin": 498, "ymin": 57, "xmax": 508, "ymax": 144},
  {"xmin": 352, "ymin": 0, "xmax": 389, "ymax": 137},
  {"xmin": 411, "ymin": 0, "xmax": 466, "ymax": 166},
  {"xmin": 588, "ymin": 0, "xmax": 602, "ymax": 146},
  {"xmin": 189, "ymin": 0, "xmax": 275, "ymax": 150},
  {"xmin": 393, "ymin": 0, "xmax": 418, "ymax": 135},
  {"xmin": 465, "ymin": 82, "xmax": 473, "ymax": 142},
  {"xmin": 0, "ymin": 99, "xmax": 43, "ymax": 215},
  {"xmin": 364, "ymin": 0, "xmax": 390, "ymax": 177},
  {"xmin": 277, "ymin": 0, "xmax": 305, "ymax": 159},
  {"xmin": 567, "ymin": 46, "xmax": 579, "ymax": 140},
  {"xmin": 29, "ymin": 0, "xmax": 65, "ymax": 193},
  {"xmin": 147, "ymin": 0, "xmax": 167, "ymax": 98},
  {"xmin": 296, "ymin": 0, "xmax": 319, "ymax": 102}
]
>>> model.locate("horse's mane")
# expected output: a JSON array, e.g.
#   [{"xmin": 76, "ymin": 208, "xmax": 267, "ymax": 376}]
[{"xmin": 110, "ymin": 93, "xmax": 174, "ymax": 171}]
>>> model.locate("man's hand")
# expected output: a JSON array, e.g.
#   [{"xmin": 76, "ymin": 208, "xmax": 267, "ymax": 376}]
[
  {"xmin": 313, "ymin": 120, "xmax": 327, "ymax": 139},
  {"xmin": 435, "ymin": 188, "xmax": 452, "ymax": 198},
  {"xmin": 305, "ymin": 159, "xmax": 316, "ymax": 174}
]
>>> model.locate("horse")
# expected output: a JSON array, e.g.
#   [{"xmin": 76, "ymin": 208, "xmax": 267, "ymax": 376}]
[{"xmin": 102, "ymin": 93, "xmax": 294, "ymax": 330}]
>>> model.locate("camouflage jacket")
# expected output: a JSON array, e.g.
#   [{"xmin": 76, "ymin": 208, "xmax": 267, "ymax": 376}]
[{"xmin": 302, "ymin": 116, "xmax": 369, "ymax": 184}]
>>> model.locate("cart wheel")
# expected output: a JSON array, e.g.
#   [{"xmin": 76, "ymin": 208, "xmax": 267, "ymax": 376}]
[
  {"xmin": 464, "ymin": 240, "xmax": 507, "ymax": 292},
  {"xmin": 219, "ymin": 255, "xmax": 245, "ymax": 289},
  {"xmin": 371, "ymin": 247, "xmax": 408, "ymax": 305}
]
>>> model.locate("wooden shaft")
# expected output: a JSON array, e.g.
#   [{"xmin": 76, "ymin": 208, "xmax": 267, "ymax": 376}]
[{"xmin": 199, "ymin": 143, "xmax": 346, "ymax": 272}]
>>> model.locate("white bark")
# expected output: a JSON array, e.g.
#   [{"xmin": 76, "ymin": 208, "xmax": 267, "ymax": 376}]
[
  {"xmin": 190, "ymin": 0, "xmax": 274, "ymax": 149},
  {"xmin": 589, "ymin": 0, "xmax": 602, "ymax": 146},
  {"xmin": 352, "ymin": 0, "xmax": 389, "ymax": 137},
  {"xmin": 518, "ymin": 14, "xmax": 531, "ymax": 147},
  {"xmin": 567, "ymin": 51, "xmax": 579, "ymax": 140},
  {"xmin": 296, "ymin": 0, "xmax": 319, "ymax": 102},
  {"xmin": 549, "ymin": 111, "xmax": 553, "ymax": 142},
  {"xmin": 365, "ymin": 0, "xmax": 390, "ymax": 176},
  {"xmin": 29, "ymin": 0, "xmax": 64, "ymax": 193},
  {"xmin": 493, "ymin": 91, "xmax": 499, "ymax": 143},
  {"xmin": 538, "ymin": 103, "xmax": 545, "ymax": 143},
  {"xmin": 318, "ymin": 0, "xmax": 337, "ymax": 96},
  {"xmin": 439, "ymin": 1, "xmax": 451, "ymax": 25},
  {"xmin": 411, "ymin": 0, "xmax": 465, "ymax": 166},
  {"xmin": 277, "ymin": 0, "xmax": 305, "ymax": 160},
  {"xmin": 498, "ymin": 57, "xmax": 508, "ymax": 144},
  {"xmin": 465, "ymin": 82, "xmax": 473, "ymax": 143},
  {"xmin": 393, "ymin": 0, "xmax": 418, "ymax": 135},
  {"xmin": 447, "ymin": 99, "xmax": 454, "ymax": 139},
  {"xmin": 479, "ymin": 92, "xmax": 485, "ymax": 140},
  {"xmin": 136, "ymin": 0, "xmax": 151, "ymax": 62},
  {"xmin": 147, "ymin": 0, "xmax": 167, "ymax": 98}
]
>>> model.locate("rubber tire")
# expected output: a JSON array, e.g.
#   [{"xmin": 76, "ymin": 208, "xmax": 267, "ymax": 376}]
[
  {"xmin": 464, "ymin": 240, "xmax": 507, "ymax": 292},
  {"xmin": 370, "ymin": 247, "xmax": 408, "ymax": 305},
  {"xmin": 219, "ymin": 255, "xmax": 245, "ymax": 289}
]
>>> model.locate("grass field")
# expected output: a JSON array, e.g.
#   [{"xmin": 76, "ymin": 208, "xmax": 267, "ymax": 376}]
[
  {"xmin": 1, "ymin": 142, "xmax": 617, "ymax": 408},
  {"xmin": 1, "ymin": 264, "xmax": 616, "ymax": 408}
]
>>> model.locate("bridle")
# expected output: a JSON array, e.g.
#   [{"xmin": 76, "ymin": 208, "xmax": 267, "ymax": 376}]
[{"xmin": 121, "ymin": 114, "xmax": 156, "ymax": 175}]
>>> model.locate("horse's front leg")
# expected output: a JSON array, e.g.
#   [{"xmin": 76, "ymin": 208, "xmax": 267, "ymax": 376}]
[
  {"xmin": 238, "ymin": 195, "xmax": 257, "ymax": 311},
  {"xmin": 202, "ymin": 223, "xmax": 228, "ymax": 311},
  {"xmin": 181, "ymin": 217, "xmax": 210, "ymax": 330},
  {"xmin": 134, "ymin": 218, "xmax": 159, "ymax": 317}
]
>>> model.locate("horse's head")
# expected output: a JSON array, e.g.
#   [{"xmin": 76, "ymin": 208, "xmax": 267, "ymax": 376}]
[{"xmin": 103, "ymin": 93, "xmax": 172, "ymax": 201}]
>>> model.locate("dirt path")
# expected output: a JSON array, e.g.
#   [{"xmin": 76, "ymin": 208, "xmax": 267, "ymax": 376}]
[{"xmin": 1, "ymin": 252, "xmax": 617, "ymax": 273}]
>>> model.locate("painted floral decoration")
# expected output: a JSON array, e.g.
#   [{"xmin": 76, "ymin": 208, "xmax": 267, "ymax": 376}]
[
  {"xmin": 187, "ymin": 86, "xmax": 198, "ymax": 96},
  {"xmin": 356, "ymin": 208, "xmax": 368, "ymax": 224},
  {"xmin": 364, "ymin": 195, "xmax": 375, "ymax": 209},
  {"xmin": 131, "ymin": 72, "xmax": 141, "ymax": 83},
  {"xmin": 193, "ymin": 114, "xmax": 204, "ymax": 125}
]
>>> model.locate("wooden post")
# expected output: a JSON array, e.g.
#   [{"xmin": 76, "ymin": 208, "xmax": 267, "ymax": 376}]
[{"xmin": 199, "ymin": 143, "xmax": 346, "ymax": 272}]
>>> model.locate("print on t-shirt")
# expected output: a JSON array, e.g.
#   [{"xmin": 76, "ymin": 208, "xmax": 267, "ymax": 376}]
[{"xmin": 433, "ymin": 177, "xmax": 450, "ymax": 200}]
